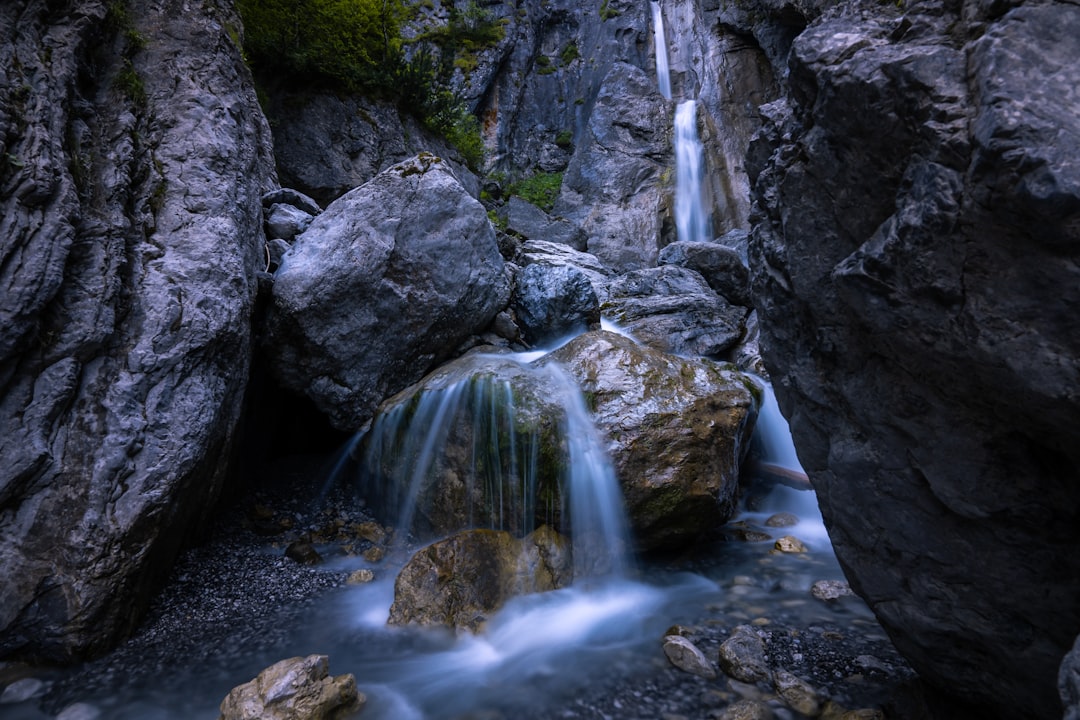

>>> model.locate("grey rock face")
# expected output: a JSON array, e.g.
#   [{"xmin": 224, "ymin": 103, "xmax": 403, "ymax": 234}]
[
  {"xmin": 505, "ymin": 196, "xmax": 586, "ymax": 250},
  {"xmin": 517, "ymin": 239, "xmax": 613, "ymax": 302},
  {"xmin": 0, "ymin": 0, "xmax": 275, "ymax": 659},
  {"xmin": 603, "ymin": 266, "xmax": 748, "ymax": 357},
  {"xmin": 512, "ymin": 262, "xmax": 600, "ymax": 346},
  {"xmin": 545, "ymin": 331, "xmax": 756, "ymax": 550},
  {"xmin": 264, "ymin": 154, "xmax": 509, "ymax": 431},
  {"xmin": 748, "ymin": 2, "xmax": 1080, "ymax": 717},
  {"xmin": 658, "ymin": 240, "xmax": 750, "ymax": 306},
  {"xmin": 264, "ymin": 203, "xmax": 313, "ymax": 242}
]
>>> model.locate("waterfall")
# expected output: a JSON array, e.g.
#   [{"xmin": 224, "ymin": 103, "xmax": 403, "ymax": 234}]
[
  {"xmin": 674, "ymin": 100, "xmax": 710, "ymax": 245},
  {"xmin": 358, "ymin": 354, "xmax": 630, "ymax": 579},
  {"xmin": 651, "ymin": 1, "xmax": 671, "ymax": 100}
]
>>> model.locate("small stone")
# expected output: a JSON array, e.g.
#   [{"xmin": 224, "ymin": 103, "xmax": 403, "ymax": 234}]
[
  {"xmin": 718, "ymin": 625, "xmax": 771, "ymax": 683},
  {"xmin": 0, "ymin": 677, "xmax": 44, "ymax": 703},
  {"xmin": 347, "ymin": 569, "xmax": 375, "ymax": 585},
  {"xmin": 362, "ymin": 546, "xmax": 386, "ymax": 563},
  {"xmin": 353, "ymin": 521, "xmax": 387, "ymax": 545},
  {"xmin": 663, "ymin": 635, "xmax": 718, "ymax": 679},
  {"xmin": 751, "ymin": 617, "xmax": 770, "ymax": 626},
  {"xmin": 56, "ymin": 703, "xmax": 102, "ymax": 720},
  {"xmin": 773, "ymin": 536, "xmax": 808, "ymax": 553},
  {"xmin": 840, "ymin": 710, "xmax": 886, "ymax": 720},
  {"xmin": 764, "ymin": 512, "xmax": 798, "ymax": 528},
  {"xmin": 719, "ymin": 698, "xmax": 774, "ymax": 720},
  {"xmin": 285, "ymin": 541, "xmax": 322, "ymax": 565},
  {"xmin": 773, "ymin": 668, "xmax": 821, "ymax": 716},
  {"xmin": 218, "ymin": 655, "xmax": 363, "ymax": 720},
  {"xmin": 665, "ymin": 624, "xmax": 692, "ymax": 638},
  {"xmin": 811, "ymin": 579, "xmax": 854, "ymax": 601}
]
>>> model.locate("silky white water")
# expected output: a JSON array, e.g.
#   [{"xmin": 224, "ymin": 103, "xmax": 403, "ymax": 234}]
[
  {"xmin": 675, "ymin": 100, "xmax": 710, "ymax": 245},
  {"xmin": 651, "ymin": 1, "xmax": 671, "ymax": 100}
]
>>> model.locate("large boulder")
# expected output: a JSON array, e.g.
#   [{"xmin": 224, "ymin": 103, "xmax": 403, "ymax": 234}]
[
  {"xmin": 264, "ymin": 154, "xmax": 509, "ymax": 431},
  {"xmin": 511, "ymin": 262, "xmax": 600, "ymax": 346},
  {"xmin": 0, "ymin": 1, "xmax": 275, "ymax": 660},
  {"xmin": 218, "ymin": 655, "xmax": 363, "ymax": 720},
  {"xmin": 748, "ymin": 1, "xmax": 1080, "ymax": 717},
  {"xmin": 658, "ymin": 239, "xmax": 750, "ymax": 306},
  {"xmin": 545, "ymin": 331, "xmax": 757, "ymax": 550},
  {"xmin": 602, "ymin": 266, "xmax": 748, "ymax": 358},
  {"xmin": 388, "ymin": 526, "xmax": 572, "ymax": 631}
]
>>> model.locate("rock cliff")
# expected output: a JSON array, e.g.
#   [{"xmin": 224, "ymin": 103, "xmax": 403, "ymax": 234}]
[
  {"xmin": 0, "ymin": 0, "xmax": 275, "ymax": 660},
  {"xmin": 747, "ymin": 0, "xmax": 1080, "ymax": 716}
]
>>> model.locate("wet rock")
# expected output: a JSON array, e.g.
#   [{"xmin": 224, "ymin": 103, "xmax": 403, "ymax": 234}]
[
  {"xmin": 264, "ymin": 153, "xmax": 509, "ymax": 430},
  {"xmin": 773, "ymin": 537, "xmax": 808, "ymax": 554},
  {"xmin": 749, "ymin": 1, "xmax": 1080, "ymax": 715},
  {"xmin": 718, "ymin": 626, "xmax": 770, "ymax": 684},
  {"xmin": 658, "ymin": 240, "xmax": 750, "ymax": 306},
  {"xmin": 546, "ymin": 331, "xmax": 757, "ymax": 550},
  {"xmin": 1061, "ymin": 633, "xmax": 1080, "ymax": 720},
  {"xmin": 517, "ymin": 239, "xmax": 613, "ymax": 303},
  {"xmin": 353, "ymin": 522, "xmax": 387, "ymax": 546},
  {"xmin": 603, "ymin": 266, "xmax": 747, "ymax": 358},
  {"xmin": 388, "ymin": 526, "xmax": 571, "ymax": 631},
  {"xmin": 719, "ymin": 698, "xmax": 773, "ymax": 720},
  {"xmin": 811, "ymin": 580, "xmax": 854, "ymax": 602},
  {"xmin": 55, "ymin": 703, "xmax": 102, "ymax": 720},
  {"xmin": 773, "ymin": 668, "xmax": 820, "ymax": 716},
  {"xmin": 663, "ymin": 635, "xmax": 718, "ymax": 679},
  {"xmin": 763, "ymin": 512, "xmax": 798, "ymax": 528},
  {"xmin": 217, "ymin": 654, "xmax": 362, "ymax": 720},
  {"xmin": 511, "ymin": 262, "xmax": 600, "ymax": 346},
  {"xmin": 0, "ymin": 677, "xmax": 44, "ymax": 703},
  {"xmin": 285, "ymin": 542, "xmax": 322, "ymax": 566},
  {"xmin": 361, "ymin": 547, "xmax": 385, "ymax": 564},
  {"xmin": 265, "ymin": 203, "xmax": 314, "ymax": 241},
  {"xmin": 346, "ymin": 569, "xmax": 375, "ymax": 585},
  {"xmin": 0, "ymin": 0, "xmax": 276, "ymax": 660}
]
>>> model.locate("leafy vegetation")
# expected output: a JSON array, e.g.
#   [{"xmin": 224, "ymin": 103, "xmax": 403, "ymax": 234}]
[
  {"xmin": 507, "ymin": 172, "xmax": 563, "ymax": 212},
  {"xmin": 599, "ymin": 0, "xmax": 621, "ymax": 21},
  {"xmin": 236, "ymin": 0, "xmax": 501, "ymax": 169}
]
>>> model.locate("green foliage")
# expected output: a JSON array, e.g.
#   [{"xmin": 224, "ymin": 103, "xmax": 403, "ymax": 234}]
[
  {"xmin": 554, "ymin": 130, "xmax": 573, "ymax": 149},
  {"xmin": 115, "ymin": 58, "xmax": 146, "ymax": 106},
  {"xmin": 599, "ymin": 0, "xmax": 621, "ymax": 20},
  {"xmin": 559, "ymin": 42, "xmax": 580, "ymax": 66},
  {"xmin": 507, "ymin": 172, "xmax": 563, "ymax": 212}
]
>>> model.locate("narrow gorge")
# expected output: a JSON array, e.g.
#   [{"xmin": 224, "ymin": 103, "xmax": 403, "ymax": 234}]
[{"xmin": 0, "ymin": 0, "xmax": 1077, "ymax": 719}]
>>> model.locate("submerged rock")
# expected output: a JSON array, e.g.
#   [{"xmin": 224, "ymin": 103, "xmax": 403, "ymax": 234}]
[
  {"xmin": 546, "ymin": 331, "xmax": 756, "ymax": 550},
  {"xmin": 388, "ymin": 526, "xmax": 571, "ymax": 631},
  {"xmin": 264, "ymin": 154, "xmax": 509, "ymax": 431},
  {"xmin": 217, "ymin": 655, "xmax": 362, "ymax": 720}
]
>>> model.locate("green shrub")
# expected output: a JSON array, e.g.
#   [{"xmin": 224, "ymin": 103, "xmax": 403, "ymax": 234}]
[
  {"xmin": 555, "ymin": 130, "xmax": 573, "ymax": 149},
  {"xmin": 507, "ymin": 172, "xmax": 563, "ymax": 212}
]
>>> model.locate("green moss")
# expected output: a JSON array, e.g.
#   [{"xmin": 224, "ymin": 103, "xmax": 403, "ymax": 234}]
[
  {"xmin": 599, "ymin": 0, "xmax": 621, "ymax": 21},
  {"xmin": 115, "ymin": 58, "xmax": 146, "ymax": 106},
  {"xmin": 507, "ymin": 171, "xmax": 563, "ymax": 212},
  {"xmin": 554, "ymin": 130, "xmax": 573, "ymax": 149},
  {"xmin": 559, "ymin": 42, "xmax": 580, "ymax": 66}
]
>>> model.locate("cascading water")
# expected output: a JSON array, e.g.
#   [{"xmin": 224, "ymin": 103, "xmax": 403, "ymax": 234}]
[
  {"xmin": 674, "ymin": 100, "xmax": 710, "ymax": 245},
  {"xmin": 651, "ymin": 1, "xmax": 671, "ymax": 100},
  {"xmin": 357, "ymin": 352, "xmax": 630, "ymax": 579}
]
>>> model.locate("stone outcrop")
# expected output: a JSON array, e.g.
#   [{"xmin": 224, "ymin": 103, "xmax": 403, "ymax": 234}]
[
  {"xmin": 748, "ymin": 1, "xmax": 1080, "ymax": 717},
  {"xmin": 263, "ymin": 153, "xmax": 509, "ymax": 431},
  {"xmin": 511, "ymin": 262, "xmax": 600, "ymax": 346},
  {"xmin": 545, "ymin": 330, "xmax": 757, "ymax": 550},
  {"xmin": 387, "ymin": 526, "xmax": 572, "ymax": 631},
  {"xmin": 0, "ymin": 0, "xmax": 275, "ymax": 660},
  {"xmin": 218, "ymin": 655, "xmax": 363, "ymax": 720}
]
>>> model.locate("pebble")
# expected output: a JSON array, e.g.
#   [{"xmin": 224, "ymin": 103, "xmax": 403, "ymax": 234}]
[
  {"xmin": 662, "ymin": 635, "xmax": 717, "ymax": 679},
  {"xmin": 0, "ymin": 677, "xmax": 44, "ymax": 703},
  {"xmin": 718, "ymin": 626, "xmax": 771, "ymax": 683},
  {"xmin": 764, "ymin": 512, "xmax": 799, "ymax": 528},
  {"xmin": 773, "ymin": 536, "xmax": 808, "ymax": 554},
  {"xmin": 811, "ymin": 579, "xmax": 854, "ymax": 601},
  {"xmin": 773, "ymin": 669, "xmax": 821, "ymax": 716},
  {"xmin": 347, "ymin": 568, "xmax": 375, "ymax": 584},
  {"xmin": 718, "ymin": 698, "xmax": 774, "ymax": 720}
]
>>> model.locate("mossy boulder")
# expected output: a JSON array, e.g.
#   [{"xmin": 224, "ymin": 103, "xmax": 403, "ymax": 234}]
[{"xmin": 544, "ymin": 331, "xmax": 757, "ymax": 550}]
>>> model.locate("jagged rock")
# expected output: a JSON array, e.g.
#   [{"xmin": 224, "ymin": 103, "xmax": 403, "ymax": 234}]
[
  {"xmin": 718, "ymin": 625, "xmax": 770, "ymax": 683},
  {"xmin": 0, "ymin": 1, "xmax": 275, "ymax": 660},
  {"xmin": 387, "ymin": 526, "xmax": 571, "ymax": 631},
  {"xmin": 217, "ymin": 655, "xmax": 362, "ymax": 720},
  {"xmin": 554, "ymin": 62, "xmax": 670, "ymax": 272},
  {"xmin": 264, "ymin": 154, "xmax": 509, "ymax": 431},
  {"xmin": 748, "ymin": 2, "xmax": 1080, "ymax": 717},
  {"xmin": 603, "ymin": 266, "xmax": 747, "ymax": 357},
  {"xmin": 346, "ymin": 569, "xmax": 375, "ymax": 585},
  {"xmin": 261, "ymin": 188, "xmax": 322, "ymax": 216},
  {"xmin": 505, "ymin": 196, "xmax": 587, "ymax": 250},
  {"xmin": 511, "ymin": 262, "xmax": 599, "ymax": 346},
  {"xmin": 662, "ymin": 635, "xmax": 717, "ymax": 679},
  {"xmin": 517, "ymin": 239, "xmax": 612, "ymax": 302},
  {"xmin": 811, "ymin": 580, "xmax": 854, "ymax": 602},
  {"xmin": 545, "ymin": 331, "xmax": 756, "ymax": 550},
  {"xmin": 763, "ymin": 512, "xmax": 797, "ymax": 528},
  {"xmin": 773, "ymin": 668, "xmax": 821, "ymax": 716},
  {"xmin": 1062, "ymin": 634, "xmax": 1080, "ymax": 720},
  {"xmin": 265, "ymin": 203, "xmax": 313, "ymax": 241},
  {"xmin": 263, "ymin": 93, "xmax": 473, "ymax": 206},
  {"xmin": 658, "ymin": 240, "xmax": 750, "ymax": 306}
]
